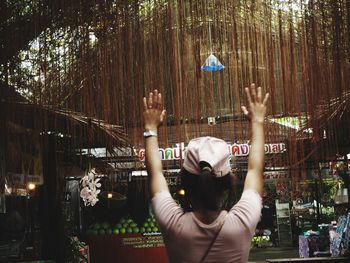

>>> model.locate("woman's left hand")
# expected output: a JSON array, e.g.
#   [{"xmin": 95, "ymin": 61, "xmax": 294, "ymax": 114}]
[
  {"xmin": 143, "ymin": 89, "xmax": 166, "ymax": 131},
  {"xmin": 241, "ymin": 84, "xmax": 269, "ymax": 124}
]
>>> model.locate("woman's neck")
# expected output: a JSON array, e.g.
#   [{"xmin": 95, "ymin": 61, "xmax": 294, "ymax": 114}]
[
  {"xmin": 191, "ymin": 201, "xmax": 221, "ymax": 224},
  {"xmin": 193, "ymin": 209, "xmax": 221, "ymax": 224}
]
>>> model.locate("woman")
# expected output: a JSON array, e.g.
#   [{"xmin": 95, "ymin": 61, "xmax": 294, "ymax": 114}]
[{"xmin": 143, "ymin": 84, "xmax": 269, "ymax": 263}]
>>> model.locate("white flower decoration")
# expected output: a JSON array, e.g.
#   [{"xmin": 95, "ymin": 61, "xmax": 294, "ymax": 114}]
[{"xmin": 80, "ymin": 168, "xmax": 102, "ymax": 206}]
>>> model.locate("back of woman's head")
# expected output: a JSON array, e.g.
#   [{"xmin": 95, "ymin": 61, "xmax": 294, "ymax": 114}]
[
  {"xmin": 181, "ymin": 136, "xmax": 233, "ymax": 210},
  {"xmin": 181, "ymin": 162, "xmax": 232, "ymax": 211}
]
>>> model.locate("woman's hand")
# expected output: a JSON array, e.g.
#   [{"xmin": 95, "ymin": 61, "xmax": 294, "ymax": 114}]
[
  {"xmin": 242, "ymin": 83, "xmax": 269, "ymax": 195},
  {"xmin": 241, "ymin": 83, "xmax": 269, "ymax": 123},
  {"xmin": 143, "ymin": 89, "xmax": 166, "ymax": 131},
  {"xmin": 143, "ymin": 90, "xmax": 169, "ymax": 197}
]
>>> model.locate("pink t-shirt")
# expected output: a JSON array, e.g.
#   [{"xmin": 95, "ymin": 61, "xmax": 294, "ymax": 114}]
[{"xmin": 152, "ymin": 189, "xmax": 262, "ymax": 263}]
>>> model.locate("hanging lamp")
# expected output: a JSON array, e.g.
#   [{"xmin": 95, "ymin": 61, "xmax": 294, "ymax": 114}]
[
  {"xmin": 201, "ymin": 53, "xmax": 225, "ymax": 72},
  {"xmin": 201, "ymin": 1, "xmax": 225, "ymax": 72}
]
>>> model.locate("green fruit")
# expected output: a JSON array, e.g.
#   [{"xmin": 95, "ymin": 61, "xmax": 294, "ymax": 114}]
[
  {"xmin": 113, "ymin": 228, "xmax": 120, "ymax": 235},
  {"xmin": 120, "ymin": 228, "xmax": 126, "ymax": 234},
  {"xmin": 152, "ymin": 227, "xmax": 158, "ymax": 233},
  {"xmin": 127, "ymin": 227, "xmax": 133, "ymax": 234},
  {"xmin": 106, "ymin": 229, "xmax": 112, "ymax": 235},
  {"xmin": 133, "ymin": 227, "xmax": 139, "ymax": 233},
  {"xmin": 116, "ymin": 223, "xmax": 122, "ymax": 229},
  {"xmin": 123, "ymin": 223, "xmax": 128, "ymax": 228},
  {"xmin": 140, "ymin": 227, "xmax": 145, "ymax": 233},
  {"xmin": 120, "ymin": 218, "xmax": 126, "ymax": 224},
  {"xmin": 127, "ymin": 219, "xmax": 133, "ymax": 224},
  {"xmin": 143, "ymin": 222, "xmax": 149, "ymax": 228},
  {"xmin": 102, "ymin": 222, "xmax": 110, "ymax": 229},
  {"xmin": 99, "ymin": 229, "xmax": 106, "ymax": 235},
  {"xmin": 146, "ymin": 227, "xmax": 152, "ymax": 233},
  {"xmin": 149, "ymin": 222, "xmax": 155, "ymax": 228},
  {"xmin": 130, "ymin": 223, "xmax": 137, "ymax": 228}
]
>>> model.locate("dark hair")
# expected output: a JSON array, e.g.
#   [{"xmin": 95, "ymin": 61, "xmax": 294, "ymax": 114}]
[{"xmin": 180, "ymin": 162, "xmax": 232, "ymax": 211}]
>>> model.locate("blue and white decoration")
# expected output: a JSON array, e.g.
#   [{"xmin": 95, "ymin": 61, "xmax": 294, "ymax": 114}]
[{"xmin": 201, "ymin": 53, "xmax": 225, "ymax": 72}]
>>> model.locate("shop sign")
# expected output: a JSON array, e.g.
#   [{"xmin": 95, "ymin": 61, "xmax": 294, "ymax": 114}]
[
  {"xmin": 7, "ymin": 172, "xmax": 44, "ymax": 186},
  {"xmin": 138, "ymin": 142, "xmax": 286, "ymax": 161}
]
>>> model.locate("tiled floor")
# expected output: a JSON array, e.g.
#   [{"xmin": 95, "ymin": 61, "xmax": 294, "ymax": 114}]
[{"xmin": 248, "ymin": 246, "xmax": 299, "ymax": 263}]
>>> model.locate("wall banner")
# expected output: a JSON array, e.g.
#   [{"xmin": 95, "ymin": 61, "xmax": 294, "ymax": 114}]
[{"xmin": 138, "ymin": 142, "xmax": 286, "ymax": 162}]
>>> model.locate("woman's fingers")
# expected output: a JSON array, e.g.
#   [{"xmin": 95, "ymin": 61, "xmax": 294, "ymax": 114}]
[
  {"xmin": 148, "ymin": 92, "xmax": 153, "ymax": 108},
  {"xmin": 257, "ymin": 86, "xmax": 262, "ymax": 102},
  {"xmin": 153, "ymin": 90, "xmax": 158, "ymax": 106},
  {"xmin": 242, "ymin": 84, "xmax": 268, "ymax": 118},
  {"xmin": 241, "ymin": 106, "xmax": 249, "ymax": 116},
  {"xmin": 250, "ymin": 83, "xmax": 256, "ymax": 102},
  {"xmin": 160, "ymin": 109, "xmax": 166, "ymax": 123},
  {"xmin": 263, "ymin": 93, "xmax": 270, "ymax": 106},
  {"xmin": 157, "ymin": 92, "xmax": 163, "ymax": 109},
  {"xmin": 246, "ymin": 84, "xmax": 267, "ymax": 105},
  {"xmin": 144, "ymin": 90, "xmax": 164, "ymax": 110},
  {"xmin": 152, "ymin": 90, "xmax": 162, "ymax": 109},
  {"xmin": 143, "ymin": 97, "xmax": 148, "ymax": 110},
  {"xmin": 244, "ymin": 87, "xmax": 252, "ymax": 105}
]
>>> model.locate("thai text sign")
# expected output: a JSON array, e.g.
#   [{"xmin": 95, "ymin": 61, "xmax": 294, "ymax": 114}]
[
  {"xmin": 138, "ymin": 142, "xmax": 286, "ymax": 162},
  {"xmin": 122, "ymin": 234, "xmax": 165, "ymax": 249}
]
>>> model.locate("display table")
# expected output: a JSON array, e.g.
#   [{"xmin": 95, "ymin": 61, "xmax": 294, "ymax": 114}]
[
  {"xmin": 266, "ymin": 257, "xmax": 348, "ymax": 262},
  {"xmin": 86, "ymin": 233, "xmax": 168, "ymax": 263}
]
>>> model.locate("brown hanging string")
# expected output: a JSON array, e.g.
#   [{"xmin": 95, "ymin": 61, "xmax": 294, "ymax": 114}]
[{"xmin": 1, "ymin": 0, "xmax": 349, "ymax": 188}]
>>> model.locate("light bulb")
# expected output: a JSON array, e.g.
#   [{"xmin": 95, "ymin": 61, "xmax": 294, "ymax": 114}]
[
  {"xmin": 28, "ymin": 183, "xmax": 36, "ymax": 191},
  {"xmin": 178, "ymin": 189, "xmax": 185, "ymax": 196}
]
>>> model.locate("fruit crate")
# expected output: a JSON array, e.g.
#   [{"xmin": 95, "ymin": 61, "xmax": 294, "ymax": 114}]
[{"xmin": 86, "ymin": 215, "xmax": 160, "ymax": 236}]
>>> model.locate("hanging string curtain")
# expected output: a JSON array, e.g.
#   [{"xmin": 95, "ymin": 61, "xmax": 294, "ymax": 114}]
[{"xmin": 1, "ymin": 0, "xmax": 350, "ymax": 176}]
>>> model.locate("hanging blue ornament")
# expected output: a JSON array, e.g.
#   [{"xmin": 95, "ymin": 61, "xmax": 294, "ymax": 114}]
[{"xmin": 201, "ymin": 54, "xmax": 225, "ymax": 72}]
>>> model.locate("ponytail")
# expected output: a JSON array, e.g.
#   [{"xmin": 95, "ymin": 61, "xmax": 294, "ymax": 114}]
[{"xmin": 198, "ymin": 165, "xmax": 217, "ymax": 210}]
